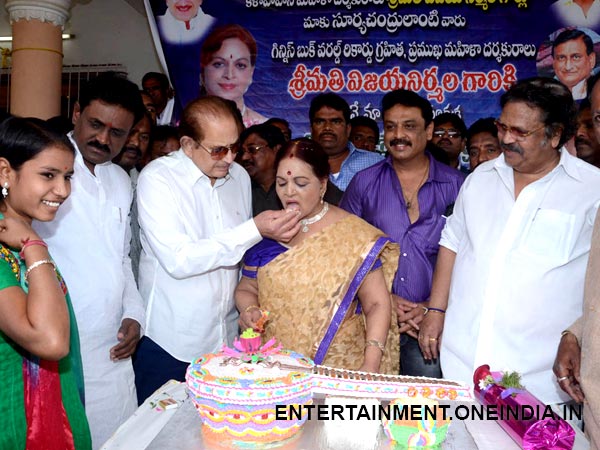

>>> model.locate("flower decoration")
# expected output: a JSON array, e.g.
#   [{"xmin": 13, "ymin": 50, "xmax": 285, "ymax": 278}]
[
  {"xmin": 476, "ymin": 365, "xmax": 524, "ymax": 399},
  {"xmin": 222, "ymin": 334, "xmax": 282, "ymax": 365}
]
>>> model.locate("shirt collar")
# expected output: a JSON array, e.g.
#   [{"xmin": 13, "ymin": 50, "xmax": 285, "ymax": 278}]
[
  {"xmin": 67, "ymin": 131, "xmax": 115, "ymax": 175},
  {"xmin": 347, "ymin": 141, "xmax": 359, "ymax": 155},
  {"xmin": 488, "ymin": 146, "xmax": 581, "ymax": 181},
  {"xmin": 383, "ymin": 151, "xmax": 453, "ymax": 183}
]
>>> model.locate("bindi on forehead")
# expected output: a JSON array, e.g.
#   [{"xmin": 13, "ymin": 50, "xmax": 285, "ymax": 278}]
[{"xmin": 287, "ymin": 171, "xmax": 292, "ymax": 176}]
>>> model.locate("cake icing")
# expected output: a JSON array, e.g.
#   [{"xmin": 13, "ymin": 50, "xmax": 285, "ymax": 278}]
[
  {"xmin": 186, "ymin": 349, "xmax": 314, "ymax": 445},
  {"xmin": 382, "ymin": 398, "xmax": 451, "ymax": 449},
  {"xmin": 312, "ymin": 365, "xmax": 473, "ymax": 401}
]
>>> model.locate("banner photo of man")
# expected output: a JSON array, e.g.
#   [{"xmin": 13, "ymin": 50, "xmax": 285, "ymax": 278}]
[{"xmin": 144, "ymin": 0, "xmax": 588, "ymax": 135}]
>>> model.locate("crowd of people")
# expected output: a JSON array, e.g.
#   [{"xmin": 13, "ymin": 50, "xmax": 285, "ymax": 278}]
[{"xmin": 3, "ymin": 62, "xmax": 600, "ymax": 449}]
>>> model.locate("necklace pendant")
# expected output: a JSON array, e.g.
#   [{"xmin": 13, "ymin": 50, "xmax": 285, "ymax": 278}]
[
  {"xmin": 406, "ymin": 201, "xmax": 411, "ymax": 209},
  {"xmin": 301, "ymin": 223, "xmax": 309, "ymax": 233}
]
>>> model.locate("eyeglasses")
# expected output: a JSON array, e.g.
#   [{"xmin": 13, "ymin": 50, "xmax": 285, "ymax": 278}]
[
  {"xmin": 433, "ymin": 129, "xmax": 462, "ymax": 138},
  {"xmin": 240, "ymin": 144, "xmax": 267, "ymax": 155},
  {"xmin": 197, "ymin": 141, "xmax": 239, "ymax": 160},
  {"xmin": 494, "ymin": 120, "xmax": 545, "ymax": 142}
]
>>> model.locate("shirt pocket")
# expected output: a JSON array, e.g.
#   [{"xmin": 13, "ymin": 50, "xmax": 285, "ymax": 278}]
[
  {"xmin": 109, "ymin": 205, "xmax": 127, "ymax": 254},
  {"xmin": 520, "ymin": 209, "xmax": 575, "ymax": 264}
]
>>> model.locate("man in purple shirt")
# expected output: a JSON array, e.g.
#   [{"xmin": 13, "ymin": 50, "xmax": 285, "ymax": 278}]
[{"xmin": 341, "ymin": 89, "xmax": 465, "ymax": 377}]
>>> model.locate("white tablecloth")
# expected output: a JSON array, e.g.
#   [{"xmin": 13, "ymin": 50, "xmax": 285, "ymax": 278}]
[{"xmin": 100, "ymin": 381, "xmax": 589, "ymax": 450}]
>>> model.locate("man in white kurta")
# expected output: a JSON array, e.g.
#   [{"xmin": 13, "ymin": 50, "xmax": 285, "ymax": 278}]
[
  {"xmin": 133, "ymin": 96, "xmax": 300, "ymax": 403},
  {"xmin": 440, "ymin": 149, "xmax": 600, "ymax": 403},
  {"xmin": 34, "ymin": 74, "xmax": 146, "ymax": 449},
  {"xmin": 418, "ymin": 77, "xmax": 600, "ymax": 405}
]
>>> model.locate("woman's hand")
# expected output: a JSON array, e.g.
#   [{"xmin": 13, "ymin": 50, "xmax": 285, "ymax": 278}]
[
  {"xmin": 358, "ymin": 360, "xmax": 379, "ymax": 373},
  {"xmin": 0, "ymin": 217, "xmax": 41, "ymax": 249},
  {"xmin": 238, "ymin": 305, "xmax": 263, "ymax": 331},
  {"xmin": 418, "ymin": 312, "xmax": 445, "ymax": 361},
  {"xmin": 235, "ymin": 276, "xmax": 263, "ymax": 331}
]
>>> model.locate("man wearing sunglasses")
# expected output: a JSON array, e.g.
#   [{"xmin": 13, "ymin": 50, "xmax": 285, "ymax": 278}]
[
  {"xmin": 430, "ymin": 112, "xmax": 468, "ymax": 171},
  {"xmin": 133, "ymin": 96, "xmax": 301, "ymax": 403},
  {"xmin": 419, "ymin": 77, "xmax": 600, "ymax": 406}
]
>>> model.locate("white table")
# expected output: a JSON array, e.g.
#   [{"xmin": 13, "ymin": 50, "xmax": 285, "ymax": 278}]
[{"xmin": 101, "ymin": 381, "xmax": 589, "ymax": 450}]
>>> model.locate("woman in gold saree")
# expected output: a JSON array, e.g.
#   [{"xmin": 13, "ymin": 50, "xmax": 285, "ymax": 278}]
[{"xmin": 235, "ymin": 138, "xmax": 400, "ymax": 373}]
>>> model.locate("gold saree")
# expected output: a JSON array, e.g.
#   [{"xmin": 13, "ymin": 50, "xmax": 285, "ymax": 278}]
[{"xmin": 254, "ymin": 215, "xmax": 400, "ymax": 374}]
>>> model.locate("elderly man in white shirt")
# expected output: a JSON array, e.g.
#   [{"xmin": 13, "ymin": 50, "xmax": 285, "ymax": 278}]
[
  {"xmin": 133, "ymin": 96, "xmax": 301, "ymax": 403},
  {"xmin": 418, "ymin": 77, "xmax": 600, "ymax": 405},
  {"xmin": 34, "ymin": 73, "xmax": 146, "ymax": 449}
]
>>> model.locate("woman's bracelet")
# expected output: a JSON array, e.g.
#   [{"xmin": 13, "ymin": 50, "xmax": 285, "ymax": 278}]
[
  {"xmin": 423, "ymin": 307, "xmax": 446, "ymax": 315},
  {"xmin": 19, "ymin": 238, "xmax": 48, "ymax": 259},
  {"xmin": 366, "ymin": 339, "xmax": 385, "ymax": 353},
  {"xmin": 24, "ymin": 259, "xmax": 56, "ymax": 282},
  {"xmin": 244, "ymin": 305, "xmax": 261, "ymax": 315}
]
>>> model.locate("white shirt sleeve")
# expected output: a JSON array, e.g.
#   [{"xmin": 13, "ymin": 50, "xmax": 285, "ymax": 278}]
[
  {"xmin": 120, "ymin": 202, "xmax": 146, "ymax": 331},
  {"xmin": 137, "ymin": 168, "xmax": 262, "ymax": 280}
]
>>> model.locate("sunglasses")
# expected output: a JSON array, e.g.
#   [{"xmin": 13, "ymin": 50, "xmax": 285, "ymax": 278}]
[
  {"xmin": 197, "ymin": 142, "xmax": 239, "ymax": 160},
  {"xmin": 494, "ymin": 120, "xmax": 545, "ymax": 142},
  {"xmin": 240, "ymin": 144, "xmax": 268, "ymax": 155},
  {"xmin": 433, "ymin": 129, "xmax": 462, "ymax": 138}
]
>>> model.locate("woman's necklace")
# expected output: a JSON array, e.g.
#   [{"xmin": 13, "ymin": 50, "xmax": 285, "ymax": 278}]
[
  {"xmin": 301, "ymin": 202, "xmax": 329, "ymax": 233},
  {"xmin": 403, "ymin": 162, "xmax": 429, "ymax": 210}
]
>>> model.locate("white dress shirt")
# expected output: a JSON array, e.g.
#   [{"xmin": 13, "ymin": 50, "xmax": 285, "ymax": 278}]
[
  {"xmin": 551, "ymin": 0, "xmax": 600, "ymax": 29},
  {"xmin": 157, "ymin": 9, "xmax": 215, "ymax": 45},
  {"xmin": 440, "ymin": 149, "xmax": 600, "ymax": 404},
  {"xmin": 34, "ymin": 134, "xmax": 145, "ymax": 448},
  {"xmin": 157, "ymin": 97, "xmax": 175, "ymax": 126},
  {"xmin": 136, "ymin": 149, "xmax": 261, "ymax": 362}
]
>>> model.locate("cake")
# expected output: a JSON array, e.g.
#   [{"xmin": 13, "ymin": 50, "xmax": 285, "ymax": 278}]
[
  {"xmin": 382, "ymin": 397, "xmax": 451, "ymax": 449},
  {"xmin": 311, "ymin": 365, "xmax": 473, "ymax": 401},
  {"xmin": 186, "ymin": 346, "xmax": 314, "ymax": 447}
]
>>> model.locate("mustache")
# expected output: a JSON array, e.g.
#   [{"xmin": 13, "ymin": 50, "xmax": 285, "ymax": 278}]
[
  {"xmin": 88, "ymin": 140, "xmax": 111, "ymax": 153},
  {"xmin": 390, "ymin": 138, "xmax": 412, "ymax": 147},
  {"xmin": 575, "ymin": 136, "xmax": 593, "ymax": 147},
  {"xmin": 319, "ymin": 132, "xmax": 336, "ymax": 139},
  {"xmin": 501, "ymin": 142, "xmax": 523, "ymax": 155},
  {"xmin": 124, "ymin": 145, "xmax": 142, "ymax": 157}
]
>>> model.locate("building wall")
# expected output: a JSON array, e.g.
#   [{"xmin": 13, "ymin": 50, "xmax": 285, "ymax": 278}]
[{"xmin": 0, "ymin": 0, "xmax": 162, "ymax": 87}]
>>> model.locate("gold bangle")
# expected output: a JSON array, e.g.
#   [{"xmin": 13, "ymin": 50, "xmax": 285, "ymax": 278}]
[
  {"xmin": 366, "ymin": 339, "xmax": 385, "ymax": 353},
  {"xmin": 244, "ymin": 305, "xmax": 261, "ymax": 315},
  {"xmin": 24, "ymin": 259, "xmax": 56, "ymax": 282}
]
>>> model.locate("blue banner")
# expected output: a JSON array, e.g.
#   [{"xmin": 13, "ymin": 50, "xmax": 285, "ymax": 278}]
[{"xmin": 145, "ymin": 0, "xmax": 600, "ymax": 135}]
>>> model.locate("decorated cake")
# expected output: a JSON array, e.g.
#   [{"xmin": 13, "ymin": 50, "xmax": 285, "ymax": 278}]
[
  {"xmin": 186, "ymin": 324, "xmax": 472, "ymax": 448},
  {"xmin": 382, "ymin": 397, "xmax": 451, "ymax": 449},
  {"xmin": 185, "ymin": 336, "xmax": 314, "ymax": 447}
]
